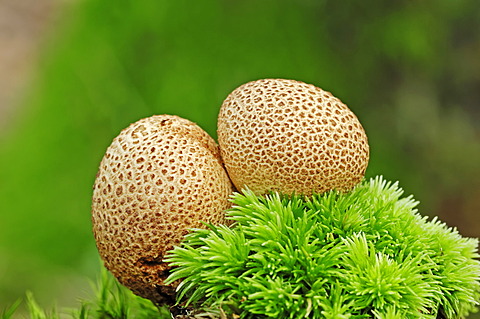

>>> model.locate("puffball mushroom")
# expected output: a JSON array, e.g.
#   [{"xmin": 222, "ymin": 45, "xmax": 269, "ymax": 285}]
[
  {"xmin": 91, "ymin": 115, "xmax": 234, "ymax": 305},
  {"xmin": 217, "ymin": 78, "xmax": 369, "ymax": 195}
]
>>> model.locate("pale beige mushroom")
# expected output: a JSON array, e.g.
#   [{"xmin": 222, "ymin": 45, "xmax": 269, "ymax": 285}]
[
  {"xmin": 91, "ymin": 115, "xmax": 234, "ymax": 305},
  {"xmin": 217, "ymin": 78, "xmax": 369, "ymax": 195}
]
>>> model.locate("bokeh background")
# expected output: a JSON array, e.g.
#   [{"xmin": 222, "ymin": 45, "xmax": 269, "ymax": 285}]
[{"xmin": 1, "ymin": 0, "xmax": 479, "ymax": 316}]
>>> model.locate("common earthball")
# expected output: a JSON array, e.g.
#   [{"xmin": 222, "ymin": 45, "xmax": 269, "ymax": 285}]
[
  {"xmin": 91, "ymin": 115, "xmax": 234, "ymax": 305},
  {"xmin": 217, "ymin": 78, "xmax": 369, "ymax": 195}
]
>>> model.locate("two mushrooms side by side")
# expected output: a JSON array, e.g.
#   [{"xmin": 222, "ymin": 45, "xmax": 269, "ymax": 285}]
[{"xmin": 91, "ymin": 78, "xmax": 370, "ymax": 305}]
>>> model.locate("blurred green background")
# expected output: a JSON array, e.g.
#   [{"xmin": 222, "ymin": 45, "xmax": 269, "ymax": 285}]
[{"xmin": 1, "ymin": 0, "xmax": 479, "ymax": 316}]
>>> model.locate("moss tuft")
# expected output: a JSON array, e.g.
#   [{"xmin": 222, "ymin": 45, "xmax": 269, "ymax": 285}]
[{"xmin": 166, "ymin": 176, "xmax": 480, "ymax": 318}]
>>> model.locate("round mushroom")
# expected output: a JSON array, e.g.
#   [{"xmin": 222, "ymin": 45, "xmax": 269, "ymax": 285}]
[
  {"xmin": 91, "ymin": 115, "xmax": 234, "ymax": 305},
  {"xmin": 217, "ymin": 78, "xmax": 369, "ymax": 195}
]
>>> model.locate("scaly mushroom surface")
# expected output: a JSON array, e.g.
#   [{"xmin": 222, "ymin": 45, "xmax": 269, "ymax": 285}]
[
  {"xmin": 217, "ymin": 78, "xmax": 369, "ymax": 195},
  {"xmin": 92, "ymin": 115, "xmax": 234, "ymax": 305}
]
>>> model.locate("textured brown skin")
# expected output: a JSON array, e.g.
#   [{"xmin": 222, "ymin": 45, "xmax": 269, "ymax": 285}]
[
  {"xmin": 91, "ymin": 115, "xmax": 234, "ymax": 305},
  {"xmin": 217, "ymin": 78, "xmax": 369, "ymax": 195}
]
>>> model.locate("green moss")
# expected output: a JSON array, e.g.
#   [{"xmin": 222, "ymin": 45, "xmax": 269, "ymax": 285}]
[
  {"xmin": 5, "ymin": 176, "xmax": 479, "ymax": 318},
  {"xmin": 2, "ymin": 269, "xmax": 169, "ymax": 319},
  {"xmin": 166, "ymin": 176, "xmax": 480, "ymax": 318}
]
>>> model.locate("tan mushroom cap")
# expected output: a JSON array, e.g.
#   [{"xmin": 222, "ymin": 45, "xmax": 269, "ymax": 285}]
[
  {"xmin": 217, "ymin": 78, "xmax": 369, "ymax": 195},
  {"xmin": 91, "ymin": 115, "xmax": 234, "ymax": 305}
]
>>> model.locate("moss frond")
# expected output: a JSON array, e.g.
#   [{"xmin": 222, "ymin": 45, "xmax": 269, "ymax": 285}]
[
  {"xmin": 1, "ymin": 299, "xmax": 22, "ymax": 319},
  {"xmin": 166, "ymin": 176, "xmax": 480, "ymax": 318},
  {"xmin": 26, "ymin": 292, "xmax": 59, "ymax": 319}
]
